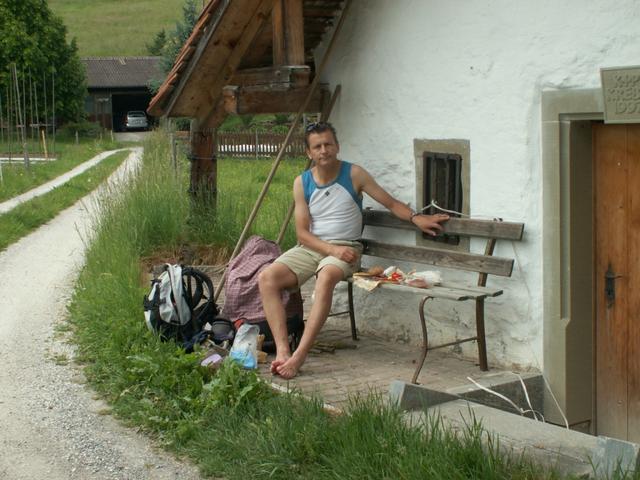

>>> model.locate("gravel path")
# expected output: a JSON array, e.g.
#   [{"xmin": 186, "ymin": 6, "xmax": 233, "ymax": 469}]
[
  {"xmin": 0, "ymin": 148, "xmax": 130, "ymax": 214},
  {"xmin": 0, "ymin": 148, "xmax": 202, "ymax": 480}
]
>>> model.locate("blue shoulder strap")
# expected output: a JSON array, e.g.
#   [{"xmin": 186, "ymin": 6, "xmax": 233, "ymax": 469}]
[
  {"xmin": 302, "ymin": 169, "xmax": 315, "ymax": 204},
  {"xmin": 337, "ymin": 161, "xmax": 362, "ymax": 209}
]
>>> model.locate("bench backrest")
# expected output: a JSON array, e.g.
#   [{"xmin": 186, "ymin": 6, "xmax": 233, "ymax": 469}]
[{"xmin": 361, "ymin": 210, "xmax": 524, "ymax": 279}]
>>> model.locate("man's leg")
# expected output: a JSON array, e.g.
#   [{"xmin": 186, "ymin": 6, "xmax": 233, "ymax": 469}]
[
  {"xmin": 258, "ymin": 262, "xmax": 299, "ymax": 373},
  {"xmin": 276, "ymin": 265, "xmax": 344, "ymax": 379}
]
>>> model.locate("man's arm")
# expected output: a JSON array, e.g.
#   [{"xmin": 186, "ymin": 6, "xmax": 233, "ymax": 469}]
[
  {"xmin": 352, "ymin": 164, "xmax": 449, "ymax": 236},
  {"xmin": 292, "ymin": 176, "xmax": 359, "ymax": 263}
]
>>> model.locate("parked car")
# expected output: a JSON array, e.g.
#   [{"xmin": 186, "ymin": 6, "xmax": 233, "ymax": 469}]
[{"xmin": 125, "ymin": 111, "xmax": 149, "ymax": 131}]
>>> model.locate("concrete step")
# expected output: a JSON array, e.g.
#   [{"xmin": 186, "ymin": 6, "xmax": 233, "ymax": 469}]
[{"xmin": 391, "ymin": 380, "xmax": 640, "ymax": 478}]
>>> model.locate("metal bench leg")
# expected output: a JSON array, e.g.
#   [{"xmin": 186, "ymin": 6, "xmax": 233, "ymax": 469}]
[
  {"xmin": 475, "ymin": 298, "xmax": 488, "ymax": 371},
  {"xmin": 347, "ymin": 281, "xmax": 358, "ymax": 341},
  {"xmin": 412, "ymin": 296, "xmax": 432, "ymax": 384}
]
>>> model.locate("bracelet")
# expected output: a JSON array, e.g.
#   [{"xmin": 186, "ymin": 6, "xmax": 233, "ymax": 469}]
[{"xmin": 409, "ymin": 211, "xmax": 420, "ymax": 223}]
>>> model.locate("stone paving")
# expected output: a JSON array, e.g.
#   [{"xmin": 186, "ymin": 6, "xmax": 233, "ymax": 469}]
[
  {"xmin": 254, "ymin": 277, "xmax": 523, "ymax": 410},
  {"xmin": 258, "ymin": 322, "xmax": 520, "ymax": 410},
  {"xmin": 200, "ymin": 266, "xmax": 527, "ymax": 411}
]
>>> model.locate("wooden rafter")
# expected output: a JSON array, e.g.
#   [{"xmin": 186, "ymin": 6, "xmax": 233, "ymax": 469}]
[{"xmin": 223, "ymin": 83, "xmax": 329, "ymax": 115}]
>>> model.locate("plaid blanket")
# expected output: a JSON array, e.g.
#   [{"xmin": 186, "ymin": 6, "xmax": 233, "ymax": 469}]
[{"xmin": 221, "ymin": 236, "xmax": 303, "ymax": 324}]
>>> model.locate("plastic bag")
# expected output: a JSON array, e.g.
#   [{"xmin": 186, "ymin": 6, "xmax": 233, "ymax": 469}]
[{"xmin": 229, "ymin": 323, "xmax": 259, "ymax": 369}]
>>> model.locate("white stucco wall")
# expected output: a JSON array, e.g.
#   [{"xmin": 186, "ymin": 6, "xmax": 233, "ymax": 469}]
[{"xmin": 317, "ymin": 0, "xmax": 640, "ymax": 369}]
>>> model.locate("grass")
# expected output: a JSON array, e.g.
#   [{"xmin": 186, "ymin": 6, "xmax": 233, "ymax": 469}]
[
  {"xmin": 49, "ymin": 0, "xmax": 192, "ymax": 57},
  {"xmin": 0, "ymin": 137, "xmax": 123, "ymax": 202},
  {"xmin": 0, "ymin": 150, "xmax": 129, "ymax": 252},
  {"xmin": 64, "ymin": 130, "xmax": 589, "ymax": 479}
]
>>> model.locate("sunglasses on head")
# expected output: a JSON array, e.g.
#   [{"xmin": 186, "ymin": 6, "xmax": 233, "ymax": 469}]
[{"xmin": 305, "ymin": 122, "xmax": 330, "ymax": 132}]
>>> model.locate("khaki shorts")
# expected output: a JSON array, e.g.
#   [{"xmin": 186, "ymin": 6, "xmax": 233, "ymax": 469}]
[{"xmin": 275, "ymin": 240, "xmax": 363, "ymax": 287}]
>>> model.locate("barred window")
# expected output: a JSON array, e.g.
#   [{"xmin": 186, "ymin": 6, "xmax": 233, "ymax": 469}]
[{"xmin": 423, "ymin": 151, "xmax": 463, "ymax": 244}]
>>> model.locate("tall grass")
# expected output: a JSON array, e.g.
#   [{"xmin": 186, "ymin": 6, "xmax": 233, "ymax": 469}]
[
  {"xmin": 189, "ymin": 155, "xmax": 301, "ymax": 251},
  {"xmin": 67, "ymin": 131, "xmax": 579, "ymax": 479}
]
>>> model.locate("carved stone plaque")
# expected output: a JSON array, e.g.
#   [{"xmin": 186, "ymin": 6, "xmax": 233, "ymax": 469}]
[{"xmin": 601, "ymin": 66, "xmax": 640, "ymax": 123}]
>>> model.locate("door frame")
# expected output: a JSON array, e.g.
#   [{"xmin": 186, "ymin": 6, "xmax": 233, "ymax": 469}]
[{"xmin": 541, "ymin": 88, "xmax": 604, "ymax": 430}]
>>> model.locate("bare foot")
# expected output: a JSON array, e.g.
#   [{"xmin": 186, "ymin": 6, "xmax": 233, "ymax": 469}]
[
  {"xmin": 276, "ymin": 355, "xmax": 305, "ymax": 379},
  {"xmin": 270, "ymin": 354, "xmax": 290, "ymax": 375}
]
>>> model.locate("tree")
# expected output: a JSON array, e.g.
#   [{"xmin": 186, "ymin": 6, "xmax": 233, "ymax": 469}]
[
  {"xmin": 146, "ymin": 29, "xmax": 167, "ymax": 57},
  {"xmin": 0, "ymin": 0, "xmax": 86, "ymax": 123},
  {"xmin": 159, "ymin": 0, "xmax": 200, "ymax": 75}
]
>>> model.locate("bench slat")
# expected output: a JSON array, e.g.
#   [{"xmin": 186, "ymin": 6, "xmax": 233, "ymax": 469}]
[
  {"xmin": 361, "ymin": 239, "xmax": 515, "ymax": 277},
  {"xmin": 348, "ymin": 278, "xmax": 498, "ymax": 300},
  {"xmin": 378, "ymin": 283, "xmax": 476, "ymax": 300},
  {"xmin": 363, "ymin": 210, "xmax": 524, "ymax": 240},
  {"xmin": 438, "ymin": 283, "xmax": 503, "ymax": 297}
]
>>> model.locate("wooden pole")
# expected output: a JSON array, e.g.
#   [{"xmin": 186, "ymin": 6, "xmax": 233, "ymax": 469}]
[
  {"xmin": 12, "ymin": 64, "xmax": 30, "ymax": 169},
  {"xmin": 28, "ymin": 69, "xmax": 33, "ymax": 141},
  {"xmin": 0, "ymin": 91, "xmax": 3, "ymax": 183},
  {"xmin": 21, "ymin": 69, "xmax": 26, "ymax": 142},
  {"xmin": 170, "ymin": 132, "xmax": 178, "ymax": 175},
  {"xmin": 52, "ymin": 69, "xmax": 56, "ymax": 156},
  {"xmin": 42, "ymin": 71, "xmax": 47, "ymax": 137},
  {"xmin": 6, "ymin": 83, "xmax": 12, "ymax": 162},
  {"xmin": 0, "ymin": 90, "xmax": 4, "ymax": 145},
  {"xmin": 41, "ymin": 129, "xmax": 48, "ymax": 160},
  {"xmin": 214, "ymin": 0, "xmax": 353, "ymax": 302}
]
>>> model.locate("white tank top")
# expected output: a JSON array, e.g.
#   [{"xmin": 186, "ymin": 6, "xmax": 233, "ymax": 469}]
[{"xmin": 302, "ymin": 161, "xmax": 363, "ymax": 241}]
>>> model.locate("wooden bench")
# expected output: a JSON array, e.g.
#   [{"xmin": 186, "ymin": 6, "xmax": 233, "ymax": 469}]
[{"xmin": 332, "ymin": 209, "xmax": 525, "ymax": 384}]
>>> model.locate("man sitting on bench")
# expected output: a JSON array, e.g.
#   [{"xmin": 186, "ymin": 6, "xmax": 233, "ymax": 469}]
[{"xmin": 258, "ymin": 122, "xmax": 449, "ymax": 379}]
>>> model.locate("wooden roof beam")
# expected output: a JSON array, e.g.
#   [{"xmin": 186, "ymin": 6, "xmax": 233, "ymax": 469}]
[
  {"xmin": 230, "ymin": 65, "xmax": 310, "ymax": 88},
  {"xmin": 223, "ymin": 84, "xmax": 330, "ymax": 115},
  {"xmin": 272, "ymin": 0, "xmax": 305, "ymax": 67},
  {"xmin": 196, "ymin": 0, "xmax": 277, "ymax": 125}
]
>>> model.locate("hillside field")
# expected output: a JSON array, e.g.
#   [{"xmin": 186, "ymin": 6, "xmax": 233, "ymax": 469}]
[{"xmin": 49, "ymin": 0, "xmax": 197, "ymax": 57}]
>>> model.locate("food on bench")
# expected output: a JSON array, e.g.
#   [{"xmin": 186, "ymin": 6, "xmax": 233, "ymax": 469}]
[
  {"xmin": 367, "ymin": 266, "xmax": 384, "ymax": 276},
  {"xmin": 410, "ymin": 270, "xmax": 442, "ymax": 285},
  {"xmin": 405, "ymin": 277, "xmax": 430, "ymax": 288},
  {"xmin": 383, "ymin": 266, "xmax": 405, "ymax": 282}
]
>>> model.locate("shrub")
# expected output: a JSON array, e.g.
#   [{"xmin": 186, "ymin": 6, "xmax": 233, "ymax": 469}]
[{"xmin": 57, "ymin": 120, "xmax": 102, "ymax": 139}]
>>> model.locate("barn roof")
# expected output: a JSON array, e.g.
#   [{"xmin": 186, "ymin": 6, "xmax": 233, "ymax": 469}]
[
  {"xmin": 83, "ymin": 57, "xmax": 162, "ymax": 89},
  {"xmin": 147, "ymin": 0, "xmax": 344, "ymax": 124}
]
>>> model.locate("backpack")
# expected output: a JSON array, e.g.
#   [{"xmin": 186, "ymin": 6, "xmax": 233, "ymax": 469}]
[
  {"xmin": 222, "ymin": 236, "xmax": 304, "ymax": 352},
  {"xmin": 143, "ymin": 264, "xmax": 219, "ymax": 351}
]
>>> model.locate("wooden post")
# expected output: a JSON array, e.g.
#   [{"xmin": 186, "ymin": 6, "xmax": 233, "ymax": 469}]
[
  {"xmin": 189, "ymin": 120, "xmax": 217, "ymax": 198},
  {"xmin": 169, "ymin": 132, "xmax": 177, "ymax": 175},
  {"xmin": 41, "ymin": 129, "xmax": 48, "ymax": 160},
  {"xmin": 272, "ymin": 0, "xmax": 305, "ymax": 66},
  {"xmin": 75, "ymin": 130, "xmax": 79, "ymax": 145},
  {"xmin": 12, "ymin": 64, "xmax": 29, "ymax": 169}
]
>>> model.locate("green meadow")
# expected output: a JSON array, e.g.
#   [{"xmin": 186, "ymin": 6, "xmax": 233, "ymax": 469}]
[{"xmin": 49, "ymin": 0, "xmax": 191, "ymax": 57}]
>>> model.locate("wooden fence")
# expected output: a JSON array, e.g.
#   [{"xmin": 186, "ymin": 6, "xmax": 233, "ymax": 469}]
[{"xmin": 217, "ymin": 132, "xmax": 306, "ymax": 158}]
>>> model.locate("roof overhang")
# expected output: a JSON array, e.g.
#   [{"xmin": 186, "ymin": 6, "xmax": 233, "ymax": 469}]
[{"xmin": 148, "ymin": 0, "xmax": 344, "ymax": 127}]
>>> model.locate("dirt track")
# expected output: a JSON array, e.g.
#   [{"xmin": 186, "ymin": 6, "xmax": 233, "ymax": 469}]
[{"xmin": 0, "ymin": 149, "xmax": 202, "ymax": 479}]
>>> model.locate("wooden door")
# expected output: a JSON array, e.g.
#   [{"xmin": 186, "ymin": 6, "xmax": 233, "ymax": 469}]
[{"xmin": 594, "ymin": 123, "xmax": 640, "ymax": 441}]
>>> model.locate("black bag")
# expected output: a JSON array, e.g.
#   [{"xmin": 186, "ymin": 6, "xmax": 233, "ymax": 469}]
[
  {"xmin": 254, "ymin": 314, "xmax": 305, "ymax": 354},
  {"xmin": 143, "ymin": 264, "xmax": 219, "ymax": 351}
]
